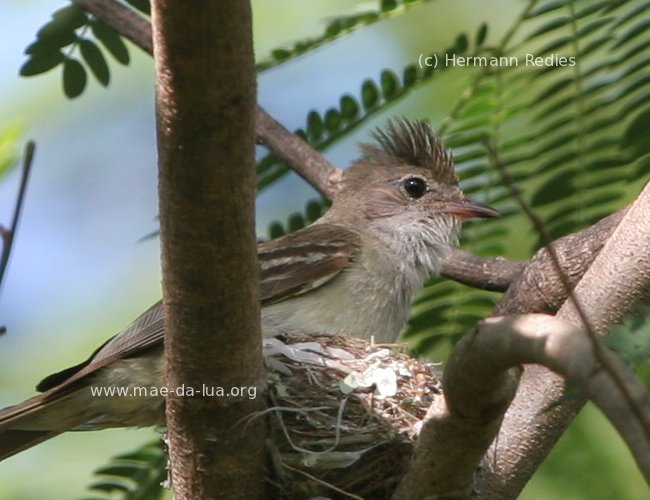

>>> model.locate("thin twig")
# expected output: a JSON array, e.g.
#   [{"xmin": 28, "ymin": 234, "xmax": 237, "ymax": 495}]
[
  {"xmin": 0, "ymin": 141, "xmax": 35, "ymax": 294},
  {"xmin": 268, "ymin": 391, "xmax": 349, "ymax": 455}
]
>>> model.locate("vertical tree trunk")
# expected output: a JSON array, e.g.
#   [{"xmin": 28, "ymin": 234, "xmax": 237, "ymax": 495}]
[{"xmin": 151, "ymin": 1, "xmax": 265, "ymax": 498}]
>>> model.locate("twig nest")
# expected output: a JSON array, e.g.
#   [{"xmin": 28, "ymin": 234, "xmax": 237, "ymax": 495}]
[{"xmin": 263, "ymin": 334, "xmax": 442, "ymax": 499}]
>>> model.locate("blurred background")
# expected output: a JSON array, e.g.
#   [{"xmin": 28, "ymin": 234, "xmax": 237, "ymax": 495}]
[{"xmin": 0, "ymin": 0, "xmax": 646, "ymax": 498}]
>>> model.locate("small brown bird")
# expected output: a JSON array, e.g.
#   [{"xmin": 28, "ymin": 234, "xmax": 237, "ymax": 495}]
[{"xmin": 0, "ymin": 119, "xmax": 498, "ymax": 460}]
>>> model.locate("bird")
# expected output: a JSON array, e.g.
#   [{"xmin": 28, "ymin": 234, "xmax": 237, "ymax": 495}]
[{"xmin": 0, "ymin": 118, "xmax": 498, "ymax": 460}]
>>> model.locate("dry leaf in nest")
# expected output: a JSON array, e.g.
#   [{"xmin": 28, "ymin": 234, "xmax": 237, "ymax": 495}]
[{"xmin": 263, "ymin": 334, "xmax": 442, "ymax": 499}]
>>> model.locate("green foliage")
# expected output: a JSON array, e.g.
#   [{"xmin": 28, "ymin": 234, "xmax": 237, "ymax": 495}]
[
  {"xmin": 62, "ymin": 58, "xmax": 88, "ymax": 98},
  {"xmin": 125, "ymin": 0, "xmax": 151, "ymax": 16},
  {"xmin": 91, "ymin": 19, "xmax": 130, "ymax": 65},
  {"xmin": 256, "ymin": 0, "xmax": 430, "ymax": 72},
  {"xmin": 266, "ymin": 198, "xmax": 329, "ymax": 240},
  {"xmin": 404, "ymin": 0, "xmax": 650, "ymax": 350},
  {"xmin": 20, "ymin": 4, "xmax": 130, "ymax": 98},
  {"xmin": 81, "ymin": 440, "xmax": 167, "ymax": 500},
  {"xmin": 604, "ymin": 306, "xmax": 650, "ymax": 386}
]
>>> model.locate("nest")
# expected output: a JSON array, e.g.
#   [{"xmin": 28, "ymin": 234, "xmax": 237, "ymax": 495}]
[{"xmin": 263, "ymin": 334, "xmax": 442, "ymax": 499}]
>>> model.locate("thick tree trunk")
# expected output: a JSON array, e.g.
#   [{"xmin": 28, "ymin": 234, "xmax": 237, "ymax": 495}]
[{"xmin": 151, "ymin": 1, "xmax": 265, "ymax": 498}]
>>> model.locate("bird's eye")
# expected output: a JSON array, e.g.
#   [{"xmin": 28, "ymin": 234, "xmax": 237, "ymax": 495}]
[{"xmin": 403, "ymin": 177, "xmax": 427, "ymax": 199}]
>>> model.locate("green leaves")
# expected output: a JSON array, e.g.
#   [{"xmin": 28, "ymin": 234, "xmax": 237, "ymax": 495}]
[
  {"xmin": 82, "ymin": 440, "xmax": 167, "ymax": 500},
  {"xmin": 398, "ymin": 0, "xmax": 650, "ymax": 351},
  {"xmin": 15, "ymin": 1, "xmax": 646, "ymax": 497},
  {"xmin": 125, "ymin": 0, "xmax": 151, "ymax": 16},
  {"xmin": 604, "ymin": 307, "xmax": 650, "ymax": 386},
  {"xmin": 256, "ymin": 0, "xmax": 429, "ymax": 72},
  {"xmin": 130, "ymin": 0, "xmax": 650, "ymax": 358},
  {"xmin": 257, "ymin": 19, "xmax": 483, "ymax": 195},
  {"xmin": 437, "ymin": 0, "xmax": 650, "ymax": 246},
  {"xmin": 38, "ymin": 4, "xmax": 87, "ymax": 42},
  {"xmin": 361, "ymin": 79, "xmax": 380, "ymax": 109},
  {"xmin": 20, "ymin": 50, "xmax": 65, "ymax": 76},
  {"xmin": 20, "ymin": 5, "xmax": 131, "ymax": 99},
  {"xmin": 380, "ymin": 70, "xmax": 400, "ymax": 98},
  {"xmin": 79, "ymin": 39, "xmax": 110, "ymax": 86},
  {"xmin": 623, "ymin": 108, "xmax": 650, "ymax": 155},
  {"xmin": 21, "ymin": 5, "xmax": 85, "ymax": 79},
  {"xmin": 20, "ymin": 5, "xmax": 83, "ymax": 79},
  {"xmin": 266, "ymin": 199, "xmax": 329, "ymax": 240},
  {"xmin": 62, "ymin": 58, "xmax": 87, "ymax": 98},
  {"xmin": 476, "ymin": 23, "xmax": 489, "ymax": 46},
  {"xmin": 91, "ymin": 20, "xmax": 130, "ymax": 65}
]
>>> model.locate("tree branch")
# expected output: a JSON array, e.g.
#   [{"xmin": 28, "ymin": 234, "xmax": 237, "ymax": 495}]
[
  {"xmin": 255, "ymin": 108, "xmax": 343, "ymax": 199},
  {"xmin": 495, "ymin": 211, "xmax": 627, "ymax": 316},
  {"xmin": 0, "ymin": 141, "xmax": 35, "ymax": 336},
  {"xmin": 440, "ymin": 205, "xmax": 625, "ymax": 295},
  {"xmin": 476, "ymin": 182, "xmax": 650, "ymax": 498},
  {"xmin": 393, "ymin": 314, "xmax": 650, "ymax": 499},
  {"xmin": 441, "ymin": 249, "xmax": 524, "ymax": 292},
  {"xmin": 74, "ymin": 0, "xmax": 152, "ymax": 53},
  {"xmin": 151, "ymin": 0, "xmax": 265, "ymax": 498}
]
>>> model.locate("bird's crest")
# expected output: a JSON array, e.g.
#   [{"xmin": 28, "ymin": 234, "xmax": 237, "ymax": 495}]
[{"xmin": 361, "ymin": 118, "xmax": 458, "ymax": 185}]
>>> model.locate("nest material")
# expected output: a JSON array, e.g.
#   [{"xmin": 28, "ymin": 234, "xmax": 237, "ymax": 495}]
[{"xmin": 264, "ymin": 334, "xmax": 442, "ymax": 499}]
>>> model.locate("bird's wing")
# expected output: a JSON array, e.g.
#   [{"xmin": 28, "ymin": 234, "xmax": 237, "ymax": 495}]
[
  {"xmin": 36, "ymin": 301, "xmax": 165, "ymax": 393},
  {"xmin": 258, "ymin": 223, "xmax": 361, "ymax": 305},
  {"xmin": 35, "ymin": 223, "xmax": 361, "ymax": 394}
]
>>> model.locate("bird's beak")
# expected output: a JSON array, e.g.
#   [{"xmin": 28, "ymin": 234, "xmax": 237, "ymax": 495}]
[{"xmin": 439, "ymin": 200, "xmax": 500, "ymax": 219}]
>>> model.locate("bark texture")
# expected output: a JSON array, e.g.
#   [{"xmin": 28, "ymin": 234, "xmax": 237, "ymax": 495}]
[{"xmin": 151, "ymin": 1, "xmax": 265, "ymax": 498}]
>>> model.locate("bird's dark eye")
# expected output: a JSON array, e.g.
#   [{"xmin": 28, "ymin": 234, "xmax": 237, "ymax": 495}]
[{"xmin": 403, "ymin": 177, "xmax": 427, "ymax": 199}]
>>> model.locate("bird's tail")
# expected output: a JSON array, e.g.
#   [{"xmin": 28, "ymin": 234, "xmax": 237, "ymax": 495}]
[
  {"xmin": 0, "ymin": 428, "xmax": 60, "ymax": 461},
  {"xmin": 0, "ymin": 392, "xmax": 77, "ymax": 461}
]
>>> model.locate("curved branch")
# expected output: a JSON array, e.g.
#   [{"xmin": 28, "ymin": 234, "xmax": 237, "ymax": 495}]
[
  {"xmin": 477, "ymin": 181, "xmax": 650, "ymax": 498},
  {"xmin": 396, "ymin": 181, "xmax": 650, "ymax": 498},
  {"xmin": 393, "ymin": 314, "xmax": 650, "ymax": 499}
]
